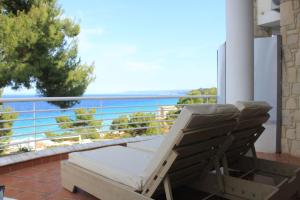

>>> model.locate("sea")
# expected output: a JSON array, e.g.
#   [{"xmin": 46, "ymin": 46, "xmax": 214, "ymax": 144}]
[{"xmin": 1, "ymin": 92, "xmax": 186, "ymax": 142}]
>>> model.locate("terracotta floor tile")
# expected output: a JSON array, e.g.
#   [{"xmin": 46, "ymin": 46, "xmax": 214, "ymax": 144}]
[
  {"xmin": 4, "ymin": 187, "xmax": 23, "ymax": 198},
  {"xmin": 0, "ymin": 166, "xmax": 10, "ymax": 175},
  {"xmin": 13, "ymin": 179, "xmax": 60, "ymax": 194},
  {"xmin": 15, "ymin": 191, "xmax": 48, "ymax": 200},
  {"xmin": 0, "ymin": 175, "xmax": 22, "ymax": 185},
  {"xmin": 8, "ymin": 167, "xmax": 39, "ymax": 178}
]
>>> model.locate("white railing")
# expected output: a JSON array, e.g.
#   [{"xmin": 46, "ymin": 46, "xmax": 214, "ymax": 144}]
[{"xmin": 0, "ymin": 95, "xmax": 216, "ymax": 155}]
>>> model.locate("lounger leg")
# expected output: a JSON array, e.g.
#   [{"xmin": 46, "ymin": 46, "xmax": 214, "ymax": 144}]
[
  {"xmin": 214, "ymin": 157, "xmax": 224, "ymax": 193},
  {"xmin": 222, "ymin": 155, "xmax": 229, "ymax": 176},
  {"xmin": 163, "ymin": 176, "xmax": 174, "ymax": 200},
  {"xmin": 62, "ymin": 178, "xmax": 77, "ymax": 193},
  {"xmin": 250, "ymin": 144, "xmax": 258, "ymax": 169}
]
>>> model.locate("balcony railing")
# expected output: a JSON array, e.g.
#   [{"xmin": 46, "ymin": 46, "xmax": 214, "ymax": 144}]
[{"xmin": 0, "ymin": 95, "xmax": 216, "ymax": 156}]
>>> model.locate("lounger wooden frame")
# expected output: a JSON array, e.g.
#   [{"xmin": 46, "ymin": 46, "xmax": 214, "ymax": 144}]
[{"xmin": 62, "ymin": 116, "xmax": 239, "ymax": 200}]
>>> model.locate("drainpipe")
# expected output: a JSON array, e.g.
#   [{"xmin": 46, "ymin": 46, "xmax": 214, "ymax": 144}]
[{"xmin": 225, "ymin": 0, "xmax": 254, "ymax": 103}]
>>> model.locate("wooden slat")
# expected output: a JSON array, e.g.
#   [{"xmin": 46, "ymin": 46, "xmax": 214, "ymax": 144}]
[
  {"xmin": 185, "ymin": 116, "xmax": 238, "ymax": 130},
  {"xmin": 170, "ymin": 160, "xmax": 207, "ymax": 173},
  {"xmin": 229, "ymin": 137, "xmax": 256, "ymax": 151},
  {"xmin": 226, "ymin": 146, "xmax": 250, "ymax": 163},
  {"xmin": 170, "ymin": 151, "xmax": 212, "ymax": 171},
  {"xmin": 176, "ymin": 135, "xmax": 228, "ymax": 157},
  {"xmin": 169, "ymin": 162, "xmax": 207, "ymax": 181},
  {"xmin": 226, "ymin": 128, "xmax": 263, "ymax": 159},
  {"xmin": 237, "ymin": 114, "xmax": 269, "ymax": 130},
  {"xmin": 226, "ymin": 138, "xmax": 260, "ymax": 162},
  {"xmin": 170, "ymin": 170, "xmax": 204, "ymax": 187},
  {"xmin": 178, "ymin": 121, "xmax": 237, "ymax": 146},
  {"xmin": 232, "ymin": 127, "xmax": 262, "ymax": 141}
]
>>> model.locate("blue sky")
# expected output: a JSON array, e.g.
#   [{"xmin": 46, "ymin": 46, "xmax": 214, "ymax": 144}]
[{"xmin": 5, "ymin": 0, "xmax": 225, "ymax": 95}]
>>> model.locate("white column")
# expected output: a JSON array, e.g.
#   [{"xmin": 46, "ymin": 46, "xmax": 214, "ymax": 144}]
[{"xmin": 226, "ymin": 0, "xmax": 254, "ymax": 103}]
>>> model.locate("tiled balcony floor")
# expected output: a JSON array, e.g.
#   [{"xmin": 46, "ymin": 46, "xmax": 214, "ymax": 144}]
[
  {"xmin": 1, "ymin": 153, "xmax": 300, "ymax": 200},
  {"xmin": 0, "ymin": 161, "xmax": 98, "ymax": 200}
]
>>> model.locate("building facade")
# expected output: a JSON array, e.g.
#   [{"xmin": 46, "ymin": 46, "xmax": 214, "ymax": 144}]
[{"xmin": 280, "ymin": 0, "xmax": 300, "ymax": 156}]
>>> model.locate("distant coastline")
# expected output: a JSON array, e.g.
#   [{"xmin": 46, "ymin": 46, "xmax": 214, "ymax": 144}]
[{"xmin": 2, "ymin": 89, "xmax": 190, "ymax": 98}]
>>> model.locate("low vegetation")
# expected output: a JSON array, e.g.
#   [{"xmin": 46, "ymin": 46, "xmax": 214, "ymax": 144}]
[
  {"xmin": 45, "ymin": 108, "xmax": 102, "ymax": 142},
  {"xmin": 110, "ymin": 112, "xmax": 163, "ymax": 137},
  {"xmin": 108, "ymin": 87, "xmax": 217, "ymax": 139},
  {"xmin": 0, "ymin": 106, "xmax": 18, "ymax": 154}
]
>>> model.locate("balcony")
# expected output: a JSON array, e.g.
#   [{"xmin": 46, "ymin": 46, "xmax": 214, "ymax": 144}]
[
  {"xmin": 0, "ymin": 95, "xmax": 222, "ymax": 199},
  {"xmin": 0, "ymin": 96, "xmax": 299, "ymax": 200}
]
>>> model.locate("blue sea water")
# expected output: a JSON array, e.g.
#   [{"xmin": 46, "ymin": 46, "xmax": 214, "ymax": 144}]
[{"xmin": 2, "ymin": 95, "xmax": 179, "ymax": 141}]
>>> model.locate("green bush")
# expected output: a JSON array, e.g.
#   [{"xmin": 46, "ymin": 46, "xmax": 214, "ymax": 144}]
[
  {"xmin": 45, "ymin": 132, "xmax": 80, "ymax": 142},
  {"xmin": 0, "ymin": 106, "xmax": 18, "ymax": 154},
  {"xmin": 55, "ymin": 108, "xmax": 102, "ymax": 140},
  {"xmin": 109, "ymin": 112, "xmax": 163, "ymax": 137},
  {"xmin": 103, "ymin": 132, "xmax": 131, "ymax": 139},
  {"xmin": 79, "ymin": 129, "xmax": 100, "ymax": 140},
  {"xmin": 18, "ymin": 146, "xmax": 31, "ymax": 153},
  {"xmin": 177, "ymin": 88, "xmax": 217, "ymax": 105},
  {"xmin": 110, "ymin": 115, "xmax": 129, "ymax": 130}
]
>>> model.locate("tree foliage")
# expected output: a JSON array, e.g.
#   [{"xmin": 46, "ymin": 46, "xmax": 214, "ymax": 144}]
[
  {"xmin": 0, "ymin": 0, "xmax": 94, "ymax": 108},
  {"xmin": 166, "ymin": 87, "xmax": 217, "ymax": 128},
  {"xmin": 109, "ymin": 88, "xmax": 217, "ymax": 138},
  {"xmin": 0, "ymin": 106, "xmax": 18, "ymax": 154},
  {"xmin": 55, "ymin": 108, "xmax": 102, "ymax": 140},
  {"xmin": 177, "ymin": 87, "xmax": 217, "ymax": 105},
  {"xmin": 110, "ymin": 112, "xmax": 162, "ymax": 137},
  {"xmin": 110, "ymin": 115, "xmax": 129, "ymax": 131},
  {"xmin": 165, "ymin": 109, "xmax": 180, "ymax": 126}
]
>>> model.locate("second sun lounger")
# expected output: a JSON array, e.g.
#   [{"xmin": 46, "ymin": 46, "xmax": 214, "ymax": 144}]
[
  {"xmin": 129, "ymin": 101, "xmax": 300, "ymax": 199},
  {"xmin": 192, "ymin": 101, "xmax": 300, "ymax": 200}
]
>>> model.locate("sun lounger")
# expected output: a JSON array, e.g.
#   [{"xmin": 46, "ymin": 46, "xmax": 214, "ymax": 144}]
[
  {"xmin": 61, "ymin": 104, "xmax": 240, "ymax": 200},
  {"xmin": 192, "ymin": 101, "xmax": 300, "ymax": 200}
]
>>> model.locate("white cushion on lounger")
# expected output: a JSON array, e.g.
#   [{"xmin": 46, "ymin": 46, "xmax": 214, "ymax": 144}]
[
  {"xmin": 127, "ymin": 135, "xmax": 165, "ymax": 153},
  {"xmin": 68, "ymin": 145, "xmax": 154, "ymax": 191}
]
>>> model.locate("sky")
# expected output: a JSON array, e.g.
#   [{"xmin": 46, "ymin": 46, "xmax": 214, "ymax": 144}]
[{"xmin": 4, "ymin": 0, "xmax": 225, "ymax": 95}]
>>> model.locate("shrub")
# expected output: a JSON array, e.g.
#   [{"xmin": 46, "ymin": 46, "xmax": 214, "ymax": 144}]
[{"xmin": 0, "ymin": 106, "xmax": 18, "ymax": 154}]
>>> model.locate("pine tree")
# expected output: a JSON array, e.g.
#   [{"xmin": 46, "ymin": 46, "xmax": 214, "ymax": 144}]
[{"xmin": 0, "ymin": 0, "xmax": 94, "ymax": 108}]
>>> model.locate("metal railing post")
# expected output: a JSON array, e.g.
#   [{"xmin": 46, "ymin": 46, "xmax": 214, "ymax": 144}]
[
  {"xmin": 99, "ymin": 99, "xmax": 103, "ymax": 137},
  {"xmin": 33, "ymin": 102, "xmax": 36, "ymax": 151},
  {"xmin": 156, "ymin": 99, "xmax": 161, "ymax": 134}
]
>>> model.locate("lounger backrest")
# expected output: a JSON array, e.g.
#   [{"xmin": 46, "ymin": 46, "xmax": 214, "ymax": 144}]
[
  {"xmin": 226, "ymin": 101, "xmax": 272, "ymax": 164},
  {"xmin": 141, "ymin": 104, "xmax": 240, "ymax": 196}
]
